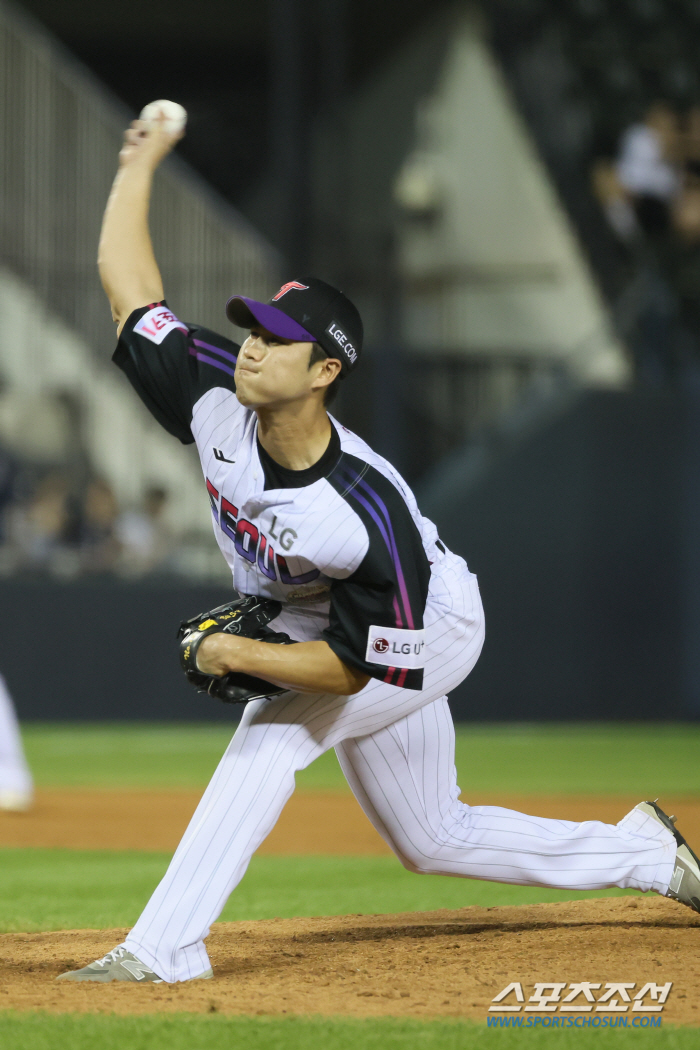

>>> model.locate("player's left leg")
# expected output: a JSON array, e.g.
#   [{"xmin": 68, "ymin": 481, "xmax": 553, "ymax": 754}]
[
  {"xmin": 0, "ymin": 673, "xmax": 33, "ymax": 811},
  {"xmin": 335, "ymin": 696, "xmax": 676, "ymax": 895}
]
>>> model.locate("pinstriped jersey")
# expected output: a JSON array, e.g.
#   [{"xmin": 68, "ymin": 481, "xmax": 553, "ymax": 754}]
[{"xmin": 114, "ymin": 302, "xmax": 452, "ymax": 690}]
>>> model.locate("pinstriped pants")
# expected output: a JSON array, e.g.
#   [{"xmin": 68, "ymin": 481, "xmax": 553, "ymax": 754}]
[
  {"xmin": 124, "ymin": 561, "xmax": 676, "ymax": 982},
  {"xmin": 0, "ymin": 674, "xmax": 32, "ymax": 796}
]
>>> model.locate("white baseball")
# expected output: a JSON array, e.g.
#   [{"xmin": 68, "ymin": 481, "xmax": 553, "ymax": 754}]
[{"xmin": 139, "ymin": 100, "xmax": 187, "ymax": 136}]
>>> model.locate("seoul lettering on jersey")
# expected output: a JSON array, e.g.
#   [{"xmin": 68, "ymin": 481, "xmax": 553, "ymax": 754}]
[{"xmin": 205, "ymin": 477, "xmax": 320, "ymax": 587}]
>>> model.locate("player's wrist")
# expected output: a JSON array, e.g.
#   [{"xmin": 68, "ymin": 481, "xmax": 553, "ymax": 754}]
[
  {"xmin": 196, "ymin": 633, "xmax": 247, "ymax": 677},
  {"xmin": 114, "ymin": 155, "xmax": 157, "ymax": 185},
  {"xmin": 118, "ymin": 120, "xmax": 180, "ymax": 173}
]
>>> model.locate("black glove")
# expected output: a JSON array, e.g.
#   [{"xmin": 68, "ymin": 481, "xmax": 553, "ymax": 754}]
[{"xmin": 177, "ymin": 595, "xmax": 296, "ymax": 704}]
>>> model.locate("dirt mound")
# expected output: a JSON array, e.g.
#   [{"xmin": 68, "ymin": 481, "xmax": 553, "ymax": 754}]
[{"xmin": 1, "ymin": 897, "xmax": 698, "ymax": 1023}]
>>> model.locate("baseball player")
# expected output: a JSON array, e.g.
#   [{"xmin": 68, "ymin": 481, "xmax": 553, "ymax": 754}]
[
  {"xmin": 0, "ymin": 673, "xmax": 33, "ymax": 812},
  {"xmin": 59, "ymin": 116, "xmax": 700, "ymax": 984}
]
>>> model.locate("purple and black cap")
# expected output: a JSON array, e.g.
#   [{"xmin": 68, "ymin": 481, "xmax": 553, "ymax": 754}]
[{"xmin": 226, "ymin": 276, "xmax": 363, "ymax": 375}]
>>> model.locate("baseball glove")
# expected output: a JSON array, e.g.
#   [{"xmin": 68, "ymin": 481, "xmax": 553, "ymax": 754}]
[{"xmin": 177, "ymin": 595, "xmax": 295, "ymax": 704}]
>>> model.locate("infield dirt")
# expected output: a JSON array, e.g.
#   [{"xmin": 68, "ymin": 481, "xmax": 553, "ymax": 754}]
[
  {"xmin": 0, "ymin": 898, "xmax": 698, "ymax": 1022},
  {"xmin": 2, "ymin": 792, "xmax": 699, "ymax": 1023},
  {"xmin": 1, "ymin": 790, "xmax": 699, "ymax": 854}
]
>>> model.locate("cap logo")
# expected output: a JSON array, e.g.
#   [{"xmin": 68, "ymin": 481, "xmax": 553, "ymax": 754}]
[
  {"xmin": 271, "ymin": 281, "xmax": 309, "ymax": 301},
  {"xmin": 326, "ymin": 321, "xmax": 358, "ymax": 365}
]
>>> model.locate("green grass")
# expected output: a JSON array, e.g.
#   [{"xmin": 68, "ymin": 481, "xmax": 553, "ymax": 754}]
[
  {"xmin": 0, "ymin": 849, "xmax": 639, "ymax": 933},
  {"xmin": 21, "ymin": 722, "xmax": 700, "ymax": 794},
  {"xmin": 22, "ymin": 724, "xmax": 238, "ymax": 789},
  {"xmin": 3, "ymin": 725, "xmax": 695, "ymax": 1045},
  {"xmin": 448, "ymin": 724, "xmax": 700, "ymax": 796},
  {"xmin": 0, "ymin": 1013, "xmax": 691, "ymax": 1050},
  {"xmin": 4, "ymin": 722, "xmax": 691, "ymax": 933}
]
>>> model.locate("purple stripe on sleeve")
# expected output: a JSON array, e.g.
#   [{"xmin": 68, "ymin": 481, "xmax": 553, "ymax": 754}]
[
  {"xmin": 356, "ymin": 475, "xmax": 415, "ymax": 630},
  {"xmin": 188, "ymin": 348, "xmax": 236, "ymax": 377},
  {"xmin": 337, "ymin": 466, "xmax": 415, "ymax": 630},
  {"xmin": 192, "ymin": 339, "xmax": 238, "ymax": 365},
  {"xmin": 336, "ymin": 469, "xmax": 405, "ymax": 628}
]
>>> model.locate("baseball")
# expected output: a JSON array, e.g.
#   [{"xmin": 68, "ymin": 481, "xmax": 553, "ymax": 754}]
[{"xmin": 139, "ymin": 99, "xmax": 187, "ymax": 136}]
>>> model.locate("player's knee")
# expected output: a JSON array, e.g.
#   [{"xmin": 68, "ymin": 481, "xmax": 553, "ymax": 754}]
[
  {"xmin": 394, "ymin": 844, "xmax": 437, "ymax": 875},
  {"xmin": 396, "ymin": 853, "xmax": 422, "ymax": 874}
]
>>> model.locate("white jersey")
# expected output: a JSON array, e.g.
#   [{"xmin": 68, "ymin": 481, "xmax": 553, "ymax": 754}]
[{"xmin": 115, "ymin": 302, "xmax": 464, "ymax": 691}]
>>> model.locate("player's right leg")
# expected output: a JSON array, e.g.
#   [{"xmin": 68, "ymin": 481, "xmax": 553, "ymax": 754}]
[{"xmin": 335, "ymin": 697, "xmax": 677, "ymax": 897}]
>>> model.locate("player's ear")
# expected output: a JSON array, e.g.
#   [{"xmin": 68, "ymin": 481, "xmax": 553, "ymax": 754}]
[{"xmin": 311, "ymin": 357, "xmax": 341, "ymax": 392}]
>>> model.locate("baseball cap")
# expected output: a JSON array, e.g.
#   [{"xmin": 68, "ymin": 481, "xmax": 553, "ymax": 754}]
[{"xmin": 226, "ymin": 277, "xmax": 363, "ymax": 375}]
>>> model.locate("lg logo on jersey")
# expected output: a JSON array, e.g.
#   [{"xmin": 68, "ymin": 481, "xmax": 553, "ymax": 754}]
[
  {"xmin": 366, "ymin": 626, "xmax": 426, "ymax": 669},
  {"xmin": 373, "ymin": 637, "xmax": 425, "ymax": 658},
  {"xmin": 269, "ymin": 514, "xmax": 297, "ymax": 552},
  {"xmin": 205, "ymin": 478, "xmax": 319, "ymax": 586}
]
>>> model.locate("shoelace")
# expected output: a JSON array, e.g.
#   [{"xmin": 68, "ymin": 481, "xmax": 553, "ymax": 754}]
[{"xmin": 95, "ymin": 946, "xmax": 128, "ymax": 968}]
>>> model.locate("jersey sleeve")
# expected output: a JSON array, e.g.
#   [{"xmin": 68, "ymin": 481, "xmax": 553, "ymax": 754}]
[
  {"xmin": 323, "ymin": 460, "xmax": 431, "ymax": 690},
  {"xmin": 112, "ymin": 301, "xmax": 240, "ymax": 445}
]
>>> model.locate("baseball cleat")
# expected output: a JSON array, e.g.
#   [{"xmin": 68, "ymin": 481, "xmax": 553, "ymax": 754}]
[
  {"xmin": 56, "ymin": 946, "xmax": 213, "ymax": 983},
  {"xmin": 634, "ymin": 800, "xmax": 700, "ymax": 914}
]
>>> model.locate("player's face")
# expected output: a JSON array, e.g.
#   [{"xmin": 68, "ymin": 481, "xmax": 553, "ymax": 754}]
[{"xmin": 235, "ymin": 325, "xmax": 320, "ymax": 408}]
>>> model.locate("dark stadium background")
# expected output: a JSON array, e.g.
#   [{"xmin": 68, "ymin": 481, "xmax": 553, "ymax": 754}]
[{"xmin": 3, "ymin": 0, "xmax": 700, "ymax": 721}]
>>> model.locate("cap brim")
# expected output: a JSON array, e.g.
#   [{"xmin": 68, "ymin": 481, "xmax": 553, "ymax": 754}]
[{"xmin": 226, "ymin": 296, "xmax": 315, "ymax": 343}]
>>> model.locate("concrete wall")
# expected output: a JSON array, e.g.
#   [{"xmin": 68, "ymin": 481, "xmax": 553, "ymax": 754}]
[
  {"xmin": 421, "ymin": 388, "xmax": 694, "ymax": 720},
  {"xmin": 1, "ymin": 578, "xmax": 236, "ymax": 721}
]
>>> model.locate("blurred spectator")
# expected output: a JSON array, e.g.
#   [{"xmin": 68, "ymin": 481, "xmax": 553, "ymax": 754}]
[
  {"xmin": 0, "ymin": 467, "xmax": 223, "ymax": 582},
  {"xmin": 682, "ymin": 104, "xmax": 700, "ymax": 180},
  {"xmin": 672, "ymin": 105, "xmax": 700, "ymax": 244},
  {"xmin": 591, "ymin": 158, "xmax": 639, "ymax": 243},
  {"xmin": 590, "ymin": 102, "xmax": 700, "ymax": 384},
  {"xmin": 116, "ymin": 485, "xmax": 172, "ymax": 576},
  {"xmin": 673, "ymin": 186, "xmax": 700, "ymax": 243},
  {"xmin": 11, "ymin": 470, "xmax": 74, "ymax": 570},
  {"xmin": 615, "ymin": 102, "xmax": 681, "ymax": 237},
  {"xmin": 79, "ymin": 477, "xmax": 119, "ymax": 573}
]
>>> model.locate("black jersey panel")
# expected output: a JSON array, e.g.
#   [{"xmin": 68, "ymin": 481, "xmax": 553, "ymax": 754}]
[
  {"xmin": 113, "ymin": 302, "xmax": 240, "ymax": 445},
  {"xmin": 323, "ymin": 455, "xmax": 430, "ymax": 690}
]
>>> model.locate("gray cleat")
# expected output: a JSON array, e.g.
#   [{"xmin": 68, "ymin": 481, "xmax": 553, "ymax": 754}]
[
  {"xmin": 635, "ymin": 800, "xmax": 700, "ymax": 914},
  {"xmin": 56, "ymin": 945, "xmax": 213, "ymax": 983}
]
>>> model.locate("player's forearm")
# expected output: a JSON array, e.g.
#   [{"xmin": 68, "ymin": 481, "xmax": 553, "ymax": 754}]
[
  {"xmin": 98, "ymin": 163, "xmax": 164, "ymax": 329},
  {"xmin": 199, "ymin": 634, "xmax": 370, "ymax": 695}
]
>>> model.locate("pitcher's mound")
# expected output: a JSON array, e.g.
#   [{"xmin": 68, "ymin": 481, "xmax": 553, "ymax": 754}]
[{"xmin": 1, "ymin": 897, "xmax": 698, "ymax": 1024}]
